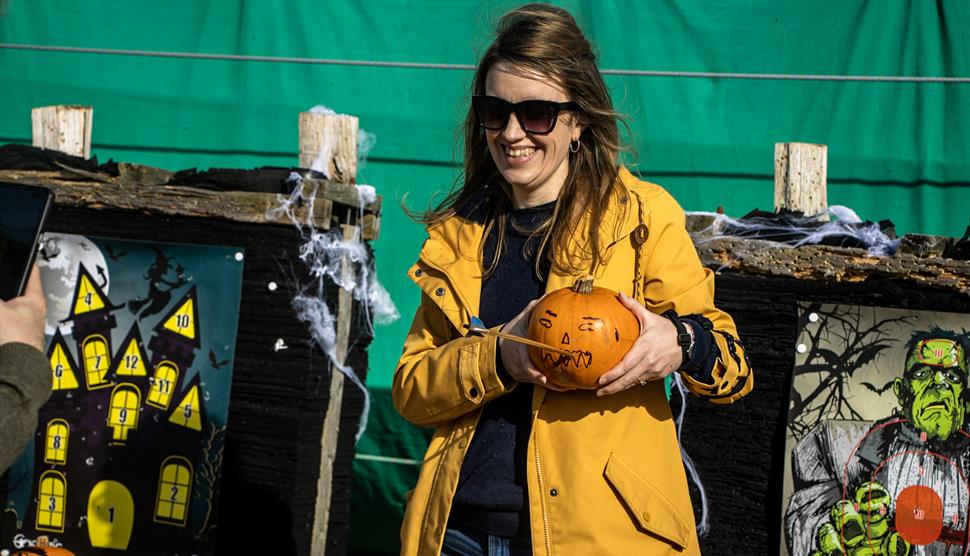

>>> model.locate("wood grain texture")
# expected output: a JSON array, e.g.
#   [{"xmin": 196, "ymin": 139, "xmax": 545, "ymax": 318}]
[
  {"xmin": 694, "ymin": 236, "xmax": 970, "ymax": 295},
  {"xmin": 31, "ymin": 105, "xmax": 93, "ymax": 159},
  {"xmin": 299, "ymin": 112, "xmax": 358, "ymax": 184},
  {"xmin": 311, "ymin": 225, "xmax": 356, "ymax": 555},
  {"xmin": 0, "ymin": 169, "xmax": 385, "ymax": 239},
  {"xmin": 774, "ymin": 142, "xmax": 828, "ymax": 219}
]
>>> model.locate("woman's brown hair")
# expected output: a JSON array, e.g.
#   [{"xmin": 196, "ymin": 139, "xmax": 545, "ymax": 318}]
[{"xmin": 416, "ymin": 3, "xmax": 629, "ymax": 277}]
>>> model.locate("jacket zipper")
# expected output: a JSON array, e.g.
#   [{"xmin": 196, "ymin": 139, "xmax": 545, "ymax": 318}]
[{"xmin": 534, "ymin": 429, "xmax": 551, "ymax": 556}]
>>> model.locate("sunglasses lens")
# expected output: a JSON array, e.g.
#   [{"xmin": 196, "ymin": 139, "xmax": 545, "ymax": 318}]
[
  {"xmin": 518, "ymin": 101, "xmax": 557, "ymax": 134},
  {"xmin": 472, "ymin": 97, "xmax": 567, "ymax": 134},
  {"xmin": 473, "ymin": 97, "xmax": 511, "ymax": 130}
]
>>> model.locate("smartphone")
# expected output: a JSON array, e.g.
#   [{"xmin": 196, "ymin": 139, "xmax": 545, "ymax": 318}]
[{"xmin": 0, "ymin": 182, "xmax": 54, "ymax": 301}]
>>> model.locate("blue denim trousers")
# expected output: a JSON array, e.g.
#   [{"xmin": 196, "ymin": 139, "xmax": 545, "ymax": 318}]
[{"xmin": 441, "ymin": 526, "xmax": 532, "ymax": 556}]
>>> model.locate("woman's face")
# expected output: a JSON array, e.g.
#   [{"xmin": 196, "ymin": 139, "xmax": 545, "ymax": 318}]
[{"xmin": 484, "ymin": 61, "xmax": 583, "ymax": 208}]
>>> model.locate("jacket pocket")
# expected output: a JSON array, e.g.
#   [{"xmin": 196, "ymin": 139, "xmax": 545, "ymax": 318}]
[{"xmin": 604, "ymin": 452, "xmax": 692, "ymax": 550}]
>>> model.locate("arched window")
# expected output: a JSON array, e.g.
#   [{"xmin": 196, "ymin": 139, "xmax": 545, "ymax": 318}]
[
  {"xmin": 108, "ymin": 385, "xmax": 141, "ymax": 443},
  {"xmin": 154, "ymin": 457, "xmax": 193, "ymax": 526},
  {"xmin": 36, "ymin": 470, "xmax": 67, "ymax": 532},
  {"xmin": 82, "ymin": 335, "xmax": 110, "ymax": 389},
  {"xmin": 147, "ymin": 362, "xmax": 179, "ymax": 410},
  {"xmin": 44, "ymin": 419, "xmax": 70, "ymax": 464}
]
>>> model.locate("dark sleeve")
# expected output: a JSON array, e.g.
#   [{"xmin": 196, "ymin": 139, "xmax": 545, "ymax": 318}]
[
  {"xmin": 679, "ymin": 318, "xmax": 719, "ymax": 385},
  {"xmin": 0, "ymin": 342, "xmax": 52, "ymax": 472}
]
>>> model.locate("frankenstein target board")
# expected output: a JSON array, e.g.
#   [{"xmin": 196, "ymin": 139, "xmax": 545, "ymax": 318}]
[
  {"xmin": 782, "ymin": 303, "xmax": 970, "ymax": 556},
  {"xmin": 2, "ymin": 233, "xmax": 243, "ymax": 555}
]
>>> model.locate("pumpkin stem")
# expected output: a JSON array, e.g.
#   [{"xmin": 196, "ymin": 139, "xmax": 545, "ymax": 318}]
[{"xmin": 572, "ymin": 275, "xmax": 595, "ymax": 294}]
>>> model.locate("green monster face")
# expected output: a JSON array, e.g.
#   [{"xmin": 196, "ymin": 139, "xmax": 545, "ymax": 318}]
[{"xmin": 894, "ymin": 338, "xmax": 968, "ymax": 441}]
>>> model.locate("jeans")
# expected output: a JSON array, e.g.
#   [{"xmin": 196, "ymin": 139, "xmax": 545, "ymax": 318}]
[{"xmin": 441, "ymin": 526, "xmax": 532, "ymax": 556}]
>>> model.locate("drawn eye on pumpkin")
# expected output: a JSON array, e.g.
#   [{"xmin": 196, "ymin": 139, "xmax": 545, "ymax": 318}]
[
  {"xmin": 538, "ymin": 309, "xmax": 557, "ymax": 328},
  {"xmin": 578, "ymin": 317, "xmax": 604, "ymax": 332}
]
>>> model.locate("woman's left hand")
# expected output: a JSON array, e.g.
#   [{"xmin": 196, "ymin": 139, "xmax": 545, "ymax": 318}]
[{"xmin": 596, "ymin": 292, "xmax": 682, "ymax": 396}]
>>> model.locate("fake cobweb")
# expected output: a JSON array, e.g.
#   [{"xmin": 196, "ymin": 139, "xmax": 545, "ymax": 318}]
[
  {"xmin": 267, "ymin": 115, "xmax": 398, "ymax": 442},
  {"xmin": 687, "ymin": 205, "xmax": 899, "ymax": 256},
  {"xmin": 672, "ymin": 373, "xmax": 711, "ymax": 537}
]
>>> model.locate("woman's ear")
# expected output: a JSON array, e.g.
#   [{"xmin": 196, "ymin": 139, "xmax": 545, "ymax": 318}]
[{"xmin": 572, "ymin": 120, "xmax": 586, "ymax": 142}]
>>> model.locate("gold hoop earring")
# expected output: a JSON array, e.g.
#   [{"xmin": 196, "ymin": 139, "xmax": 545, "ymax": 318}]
[{"xmin": 570, "ymin": 139, "xmax": 580, "ymax": 153}]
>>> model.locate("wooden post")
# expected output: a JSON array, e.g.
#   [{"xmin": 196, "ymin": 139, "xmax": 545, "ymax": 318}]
[
  {"xmin": 311, "ymin": 224, "xmax": 355, "ymax": 556},
  {"xmin": 774, "ymin": 142, "xmax": 828, "ymax": 219},
  {"xmin": 32, "ymin": 105, "xmax": 93, "ymax": 159},
  {"xmin": 299, "ymin": 111, "xmax": 358, "ymax": 183},
  {"xmin": 302, "ymin": 109, "xmax": 361, "ymax": 554}
]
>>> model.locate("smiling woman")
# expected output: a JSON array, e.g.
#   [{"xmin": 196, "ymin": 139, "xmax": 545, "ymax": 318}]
[
  {"xmin": 393, "ymin": 4, "xmax": 753, "ymax": 555},
  {"xmin": 477, "ymin": 62, "xmax": 582, "ymax": 208}
]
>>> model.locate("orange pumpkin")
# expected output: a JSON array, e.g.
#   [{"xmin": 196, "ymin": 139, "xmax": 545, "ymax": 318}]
[
  {"xmin": 527, "ymin": 276, "xmax": 639, "ymax": 388},
  {"xmin": 11, "ymin": 536, "xmax": 77, "ymax": 556},
  {"xmin": 11, "ymin": 547, "xmax": 76, "ymax": 556}
]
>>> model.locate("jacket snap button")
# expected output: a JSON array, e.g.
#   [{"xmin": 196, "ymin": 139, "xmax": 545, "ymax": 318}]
[
  {"xmin": 642, "ymin": 511, "xmax": 651, "ymax": 522},
  {"xmin": 469, "ymin": 387, "xmax": 479, "ymax": 398},
  {"xmin": 550, "ymin": 488, "xmax": 558, "ymax": 497},
  {"xmin": 415, "ymin": 268, "xmax": 424, "ymax": 277},
  {"xmin": 434, "ymin": 287, "xmax": 445, "ymax": 296}
]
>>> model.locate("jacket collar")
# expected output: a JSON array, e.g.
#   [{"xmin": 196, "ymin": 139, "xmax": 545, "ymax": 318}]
[{"xmin": 417, "ymin": 166, "xmax": 647, "ymax": 317}]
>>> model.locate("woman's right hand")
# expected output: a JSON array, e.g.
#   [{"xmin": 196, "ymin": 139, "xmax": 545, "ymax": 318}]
[{"xmin": 498, "ymin": 299, "xmax": 569, "ymax": 390}]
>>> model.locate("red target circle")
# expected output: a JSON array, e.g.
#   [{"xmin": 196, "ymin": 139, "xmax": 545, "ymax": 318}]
[{"xmin": 895, "ymin": 485, "xmax": 944, "ymax": 546}]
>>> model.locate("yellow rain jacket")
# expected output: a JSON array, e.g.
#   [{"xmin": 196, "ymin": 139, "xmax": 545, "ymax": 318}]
[{"xmin": 394, "ymin": 167, "xmax": 753, "ymax": 555}]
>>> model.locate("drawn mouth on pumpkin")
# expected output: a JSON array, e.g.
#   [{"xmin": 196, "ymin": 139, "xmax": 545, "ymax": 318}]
[{"xmin": 542, "ymin": 349, "xmax": 592, "ymax": 369}]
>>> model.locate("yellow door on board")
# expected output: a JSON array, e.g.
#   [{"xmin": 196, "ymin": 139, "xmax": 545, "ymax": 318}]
[{"xmin": 87, "ymin": 480, "xmax": 134, "ymax": 549}]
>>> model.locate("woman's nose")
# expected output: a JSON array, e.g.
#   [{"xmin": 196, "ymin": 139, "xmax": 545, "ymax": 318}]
[{"xmin": 501, "ymin": 112, "xmax": 527, "ymax": 141}]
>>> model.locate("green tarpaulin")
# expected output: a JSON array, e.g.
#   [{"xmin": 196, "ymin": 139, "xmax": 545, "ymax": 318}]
[{"xmin": 2, "ymin": 1, "xmax": 967, "ymax": 553}]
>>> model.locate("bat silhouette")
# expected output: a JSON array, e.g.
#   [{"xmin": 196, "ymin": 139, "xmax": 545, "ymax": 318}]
[
  {"xmin": 105, "ymin": 243, "xmax": 127, "ymax": 261},
  {"xmin": 860, "ymin": 381, "xmax": 895, "ymax": 394},
  {"xmin": 208, "ymin": 349, "xmax": 230, "ymax": 369}
]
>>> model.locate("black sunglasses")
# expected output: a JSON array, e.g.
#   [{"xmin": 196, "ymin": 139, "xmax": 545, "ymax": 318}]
[{"xmin": 472, "ymin": 95, "xmax": 579, "ymax": 135}]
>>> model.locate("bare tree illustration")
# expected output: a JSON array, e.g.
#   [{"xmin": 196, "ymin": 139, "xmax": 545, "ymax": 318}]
[
  {"xmin": 788, "ymin": 303, "xmax": 914, "ymax": 441},
  {"xmin": 193, "ymin": 422, "xmax": 226, "ymax": 542}
]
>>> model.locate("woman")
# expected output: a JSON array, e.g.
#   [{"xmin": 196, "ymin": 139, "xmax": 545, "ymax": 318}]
[{"xmin": 394, "ymin": 4, "xmax": 753, "ymax": 555}]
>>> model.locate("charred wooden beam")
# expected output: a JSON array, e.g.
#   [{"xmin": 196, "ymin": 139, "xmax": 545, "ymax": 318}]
[
  {"xmin": 0, "ymin": 169, "xmax": 382, "ymax": 239},
  {"xmin": 694, "ymin": 236, "xmax": 970, "ymax": 296}
]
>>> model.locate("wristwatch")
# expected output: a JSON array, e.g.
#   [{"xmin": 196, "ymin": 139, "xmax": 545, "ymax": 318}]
[{"xmin": 662, "ymin": 310, "xmax": 694, "ymax": 367}]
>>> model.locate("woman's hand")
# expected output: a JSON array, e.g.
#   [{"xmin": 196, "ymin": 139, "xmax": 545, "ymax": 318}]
[
  {"xmin": 498, "ymin": 299, "xmax": 569, "ymax": 391},
  {"xmin": 596, "ymin": 292, "xmax": 682, "ymax": 396}
]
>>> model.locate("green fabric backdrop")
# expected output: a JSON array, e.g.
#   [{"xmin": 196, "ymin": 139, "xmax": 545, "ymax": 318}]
[{"xmin": 2, "ymin": 1, "xmax": 968, "ymax": 552}]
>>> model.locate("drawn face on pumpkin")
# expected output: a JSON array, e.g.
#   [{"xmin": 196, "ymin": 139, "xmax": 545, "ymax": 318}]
[
  {"xmin": 535, "ymin": 309, "xmax": 620, "ymax": 369},
  {"xmin": 893, "ymin": 337, "xmax": 968, "ymax": 441}
]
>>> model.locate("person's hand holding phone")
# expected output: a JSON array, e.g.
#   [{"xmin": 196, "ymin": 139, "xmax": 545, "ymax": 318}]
[{"xmin": 0, "ymin": 265, "xmax": 46, "ymax": 351}]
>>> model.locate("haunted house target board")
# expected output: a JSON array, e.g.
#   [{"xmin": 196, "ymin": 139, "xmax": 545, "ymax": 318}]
[
  {"xmin": 782, "ymin": 302, "xmax": 970, "ymax": 556},
  {"xmin": 2, "ymin": 233, "xmax": 244, "ymax": 555}
]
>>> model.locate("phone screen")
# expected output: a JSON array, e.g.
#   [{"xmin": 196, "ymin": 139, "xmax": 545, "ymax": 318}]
[{"xmin": 0, "ymin": 183, "xmax": 53, "ymax": 300}]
